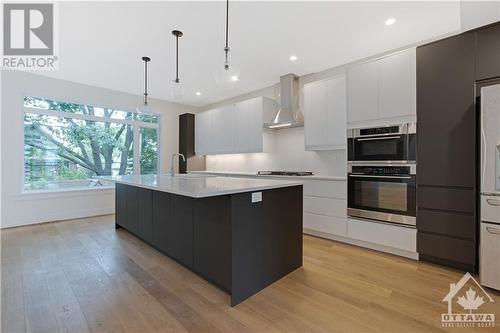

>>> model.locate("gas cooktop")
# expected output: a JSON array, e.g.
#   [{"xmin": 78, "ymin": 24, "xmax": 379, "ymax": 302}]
[{"xmin": 257, "ymin": 171, "xmax": 314, "ymax": 176}]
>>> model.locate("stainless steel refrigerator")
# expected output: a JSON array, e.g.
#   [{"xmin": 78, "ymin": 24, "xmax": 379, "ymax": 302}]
[{"xmin": 480, "ymin": 83, "xmax": 500, "ymax": 291}]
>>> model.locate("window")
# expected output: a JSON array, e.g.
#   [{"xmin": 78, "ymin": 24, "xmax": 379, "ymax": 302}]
[{"xmin": 23, "ymin": 96, "xmax": 160, "ymax": 191}]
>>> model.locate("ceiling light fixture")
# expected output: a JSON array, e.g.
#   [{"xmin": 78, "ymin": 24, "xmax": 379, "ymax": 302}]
[
  {"xmin": 136, "ymin": 56, "xmax": 154, "ymax": 113},
  {"xmin": 214, "ymin": 0, "xmax": 240, "ymax": 85},
  {"xmin": 385, "ymin": 18, "xmax": 396, "ymax": 26},
  {"xmin": 289, "ymin": 55, "xmax": 298, "ymax": 62},
  {"xmin": 171, "ymin": 30, "xmax": 185, "ymax": 100},
  {"xmin": 195, "ymin": 91, "xmax": 202, "ymax": 96}
]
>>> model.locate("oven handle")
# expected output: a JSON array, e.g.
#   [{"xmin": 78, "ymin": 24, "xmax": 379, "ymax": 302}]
[
  {"xmin": 348, "ymin": 174, "xmax": 412, "ymax": 179},
  {"xmin": 356, "ymin": 136, "xmax": 401, "ymax": 142}
]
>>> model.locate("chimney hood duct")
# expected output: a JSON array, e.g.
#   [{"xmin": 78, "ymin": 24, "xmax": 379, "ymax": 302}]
[{"xmin": 265, "ymin": 73, "xmax": 303, "ymax": 129}]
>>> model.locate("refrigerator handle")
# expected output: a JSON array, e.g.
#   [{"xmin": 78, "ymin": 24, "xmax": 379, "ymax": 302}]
[{"xmin": 481, "ymin": 103, "xmax": 487, "ymax": 189}]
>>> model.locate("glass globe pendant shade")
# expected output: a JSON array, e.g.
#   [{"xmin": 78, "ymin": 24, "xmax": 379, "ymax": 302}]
[
  {"xmin": 171, "ymin": 79, "xmax": 185, "ymax": 100},
  {"xmin": 214, "ymin": 62, "xmax": 240, "ymax": 86}
]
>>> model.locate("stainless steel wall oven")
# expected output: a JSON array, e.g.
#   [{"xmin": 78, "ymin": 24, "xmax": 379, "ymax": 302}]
[{"xmin": 347, "ymin": 165, "xmax": 416, "ymax": 226}]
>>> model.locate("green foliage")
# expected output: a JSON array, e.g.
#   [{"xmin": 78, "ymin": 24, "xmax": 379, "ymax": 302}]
[{"xmin": 24, "ymin": 97, "xmax": 158, "ymax": 188}]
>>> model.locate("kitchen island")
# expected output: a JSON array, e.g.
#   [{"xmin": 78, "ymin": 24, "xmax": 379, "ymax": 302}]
[{"xmin": 102, "ymin": 174, "xmax": 303, "ymax": 306}]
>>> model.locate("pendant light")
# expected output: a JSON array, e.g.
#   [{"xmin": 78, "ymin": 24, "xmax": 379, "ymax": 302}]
[
  {"xmin": 171, "ymin": 30, "xmax": 185, "ymax": 100},
  {"xmin": 136, "ymin": 56, "xmax": 154, "ymax": 113},
  {"xmin": 214, "ymin": 0, "xmax": 240, "ymax": 85}
]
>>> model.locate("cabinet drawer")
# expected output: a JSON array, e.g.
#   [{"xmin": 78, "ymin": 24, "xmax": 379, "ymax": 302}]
[
  {"xmin": 347, "ymin": 218, "xmax": 416, "ymax": 252},
  {"xmin": 481, "ymin": 195, "xmax": 500, "ymax": 224},
  {"xmin": 417, "ymin": 209, "xmax": 475, "ymax": 240},
  {"xmin": 418, "ymin": 186, "xmax": 474, "ymax": 213},
  {"xmin": 303, "ymin": 196, "xmax": 346, "ymax": 218},
  {"xmin": 304, "ymin": 213, "xmax": 347, "ymax": 237},
  {"xmin": 303, "ymin": 180, "xmax": 346, "ymax": 199},
  {"xmin": 417, "ymin": 232, "xmax": 475, "ymax": 265},
  {"xmin": 480, "ymin": 222, "xmax": 500, "ymax": 290}
]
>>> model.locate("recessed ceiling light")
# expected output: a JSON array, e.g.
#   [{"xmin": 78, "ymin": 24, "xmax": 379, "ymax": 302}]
[
  {"xmin": 231, "ymin": 75, "xmax": 239, "ymax": 82},
  {"xmin": 195, "ymin": 91, "xmax": 202, "ymax": 96},
  {"xmin": 385, "ymin": 18, "xmax": 396, "ymax": 26},
  {"xmin": 289, "ymin": 55, "xmax": 298, "ymax": 62}
]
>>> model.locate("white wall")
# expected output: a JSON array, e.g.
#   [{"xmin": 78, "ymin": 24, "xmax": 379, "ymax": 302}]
[
  {"xmin": 460, "ymin": 0, "xmax": 500, "ymax": 31},
  {"xmin": 0, "ymin": 71, "xmax": 197, "ymax": 228}
]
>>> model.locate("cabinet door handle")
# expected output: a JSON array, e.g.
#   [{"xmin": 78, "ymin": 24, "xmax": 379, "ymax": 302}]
[
  {"xmin": 486, "ymin": 226, "xmax": 500, "ymax": 235},
  {"xmin": 486, "ymin": 199, "xmax": 500, "ymax": 206},
  {"xmin": 356, "ymin": 136, "xmax": 401, "ymax": 142}
]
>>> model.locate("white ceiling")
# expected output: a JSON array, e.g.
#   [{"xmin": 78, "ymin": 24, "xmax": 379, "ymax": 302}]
[{"xmin": 39, "ymin": 1, "xmax": 462, "ymax": 107}]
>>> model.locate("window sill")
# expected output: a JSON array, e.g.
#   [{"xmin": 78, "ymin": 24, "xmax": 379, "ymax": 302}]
[{"xmin": 14, "ymin": 186, "xmax": 115, "ymax": 201}]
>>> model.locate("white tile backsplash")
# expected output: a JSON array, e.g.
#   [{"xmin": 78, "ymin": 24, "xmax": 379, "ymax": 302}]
[{"xmin": 206, "ymin": 127, "xmax": 347, "ymax": 177}]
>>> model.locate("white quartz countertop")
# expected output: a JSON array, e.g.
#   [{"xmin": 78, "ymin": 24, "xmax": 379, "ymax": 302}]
[
  {"xmin": 189, "ymin": 170, "xmax": 347, "ymax": 181},
  {"xmin": 99, "ymin": 174, "xmax": 302, "ymax": 198}
]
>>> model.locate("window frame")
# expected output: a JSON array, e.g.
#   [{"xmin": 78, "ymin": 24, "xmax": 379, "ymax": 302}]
[{"xmin": 22, "ymin": 97, "xmax": 161, "ymax": 194}]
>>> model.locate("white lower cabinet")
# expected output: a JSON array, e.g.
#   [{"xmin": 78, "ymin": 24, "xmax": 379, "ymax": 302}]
[
  {"xmin": 304, "ymin": 196, "xmax": 346, "ymax": 217},
  {"xmin": 480, "ymin": 222, "xmax": 500, "ymax": 291},
  {"xmin": 304, "ymin": 213, "xmax": 347, "ymax": 237},
  {"xmin": 347, "ymin": 218, "xmax": 417, "ymax": 253}
]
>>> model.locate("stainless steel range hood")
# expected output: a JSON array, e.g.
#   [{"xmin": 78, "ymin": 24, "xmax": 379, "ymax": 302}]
[{"xmin": 264, "ymin": 73, "xmax": 303, "ymax": 129}]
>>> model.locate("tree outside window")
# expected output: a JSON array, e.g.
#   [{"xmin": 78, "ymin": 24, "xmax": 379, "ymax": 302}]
[{"xmin": 23, "ymin": 97, "xmax": 159, "ymax": 191}]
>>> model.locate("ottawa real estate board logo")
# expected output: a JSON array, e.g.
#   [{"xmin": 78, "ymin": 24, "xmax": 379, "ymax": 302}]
[
  {"xmin": 2, "ymin": 2, "xmax": 58, "ymax": 69},
  {"xmin": 441, "ymin": 273, "xmax": 496, "ymax": 328}
]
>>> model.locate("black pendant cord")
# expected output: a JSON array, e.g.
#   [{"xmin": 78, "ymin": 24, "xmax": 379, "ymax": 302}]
[
  {"xmin": 224, "ymin": 0, "xmax": 229, "ymax": 69},
  {"xmin": 175, "ymin": 35, "xmax": 179, "ymax": 83},
  {"xmin": 142, "ymin": 56, "xmax": 150, "ymax": 106},
  {"xmin": 172, "ymin": 30, "xmax": 183, "ymax": 83}
]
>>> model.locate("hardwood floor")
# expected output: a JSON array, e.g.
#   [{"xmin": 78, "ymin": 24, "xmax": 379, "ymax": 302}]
[{"xmin": 2, "ymin": 215, "xmax": 499, "ymax": 333}]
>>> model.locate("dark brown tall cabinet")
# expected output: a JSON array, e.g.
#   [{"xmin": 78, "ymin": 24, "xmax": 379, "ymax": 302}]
[{"xmin": 416, "ymin": 22, "xmax": 500, "ymax": 272}]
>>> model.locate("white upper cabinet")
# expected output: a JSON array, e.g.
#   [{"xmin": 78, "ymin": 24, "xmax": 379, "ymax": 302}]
[
  {"xmin": 379, "ymin": 48, "xmax": 416, "ymax": 119},
  {"xmin": 195, "ymin": 97, "xmax": 270, "ymax": 155},
  {"xmin": 304, "ymin": 74, "xmax": 347, "ymax": 150},
  {"xmin": 195, "ymin": 110, "xmax": 211, "ymax": 155},
  {"xmin": 210, "ymin": 105, "xmax": 235, "ymax": 153},
  {"xmin": 347, "ymin": 48, "xmax": 416, "ymax": 125},
  {"xmin": 234, "ymin": 97, "xmax": 263, "ymax": 153},
  {"xmin": 347, "ymin": 60, "xmax": 379, "ymax": 123},
  {"xmin": 304, "ymin": 81, "xmax": 329, "ymax": 147},
  {"xmin": 327, "ymin": 75, "xmax": 347, "ymax": 148}
]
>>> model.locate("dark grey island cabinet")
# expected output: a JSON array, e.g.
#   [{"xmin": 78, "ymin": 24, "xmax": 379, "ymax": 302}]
[{"xmin": 114, "ymin": 181, "xmax": 303, "ymax": 306}]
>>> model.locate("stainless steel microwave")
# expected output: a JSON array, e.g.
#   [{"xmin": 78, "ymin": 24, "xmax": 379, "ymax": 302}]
[{"xmin": 348, "ymin": 123, "xmax": 416, "ymax": 164}]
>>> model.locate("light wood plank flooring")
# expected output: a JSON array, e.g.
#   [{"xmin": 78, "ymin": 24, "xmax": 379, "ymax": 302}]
[{"xmin": 1, "ymin": 215, "xmax": 499, "ymax": 333}]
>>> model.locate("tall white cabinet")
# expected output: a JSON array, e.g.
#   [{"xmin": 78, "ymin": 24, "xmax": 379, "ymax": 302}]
[
  {"xmin": 303, "ymin": 73, "xmax": 347, "ymax": 150},
  {"xmin": 195, "ymin": 97, "xmax": 271, "ymax": 155}
]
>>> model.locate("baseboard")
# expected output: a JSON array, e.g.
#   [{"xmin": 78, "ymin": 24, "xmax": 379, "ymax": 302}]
[
  {"xmin": 303, "ymin": 228, "xmax": 419, "ymax": 260},
  {"xmin": 1, "ymin": 206, "xmax": 114, "ymax": 229}
]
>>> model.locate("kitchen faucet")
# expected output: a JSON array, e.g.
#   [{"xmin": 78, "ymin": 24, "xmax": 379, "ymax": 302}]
[{"xmin": 170, "ymin": 153, "xmax": 186, "ymax": 176}]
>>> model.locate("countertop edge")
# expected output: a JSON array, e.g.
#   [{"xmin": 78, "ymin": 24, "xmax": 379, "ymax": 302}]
[
  {"xmin": 189, "ymin": 170, "xmax": 347, "ymax": 181},
  {"xmin": 102, "ymin": 177, "xmax": 303, "ymax": 198}
]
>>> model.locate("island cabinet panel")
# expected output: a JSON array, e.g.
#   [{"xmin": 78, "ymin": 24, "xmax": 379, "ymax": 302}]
[
  {"xmin": 231, "ymin": 186, "xmax": 303, "ymax": 306},
  {"xmin": 193, "ymin": 196, "xmax": 232, "ymax": 292},
  {"xmin": 152, "ymin": 191, "xmax": 194, "ymax": 268},
  {"xmin": 137, "ymin": 188, "xmax": 153, "ymax": 243},
  {"xmin": 115, "ymin": 183, "xmax": 127, "ymax": 228},
  {"xmin": 125, "ymin": 185, "xmax": 140, "ymax": 234}
]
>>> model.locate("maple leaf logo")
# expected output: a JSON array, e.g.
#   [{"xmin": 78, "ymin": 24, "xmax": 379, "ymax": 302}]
[{"xmin": 457, "ymin": 287, "xmax": 485, "ymax": 313}]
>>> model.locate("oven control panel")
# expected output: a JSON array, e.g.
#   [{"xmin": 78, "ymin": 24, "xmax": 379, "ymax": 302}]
[{"xmin": 351, "ymin": 166, "xmax": 411, "ymax": 175}]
